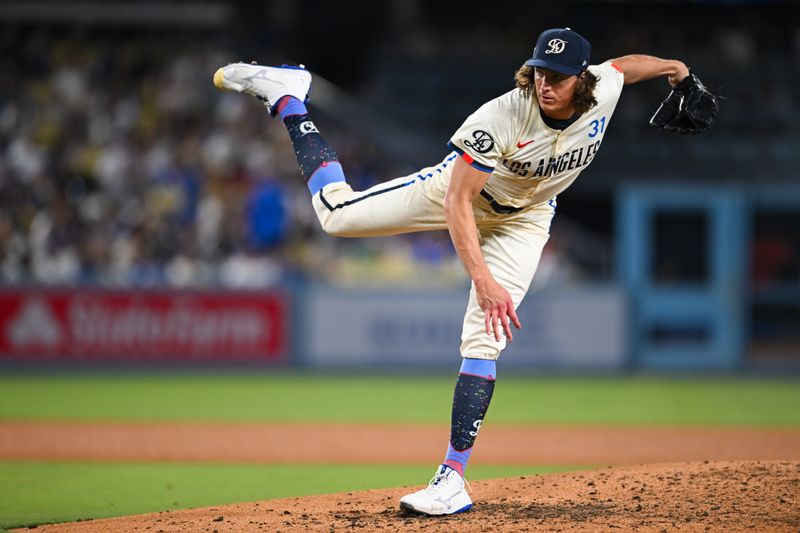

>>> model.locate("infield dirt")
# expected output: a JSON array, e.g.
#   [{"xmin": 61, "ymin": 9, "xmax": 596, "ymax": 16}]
[
  {"xmin": 3, "ymin": 421, "xmax": 800, "ymax": 464},
  {"xmin": 4, "ymin": 422, "xmax": 800, "ymax": 532}
]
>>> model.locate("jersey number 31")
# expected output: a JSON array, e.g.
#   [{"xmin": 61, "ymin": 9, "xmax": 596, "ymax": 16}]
[{"xmin": 589, "ymin": 117, "xmax": 607, "ymax": 138}]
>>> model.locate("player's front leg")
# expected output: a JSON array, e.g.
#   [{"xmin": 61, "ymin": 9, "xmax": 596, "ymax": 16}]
[
  {"xmin": 399, "ymin": 216, "xmax": 552, "ymax": 515},
  {"xmin": 214, "ymin": 62, "xmax": 448, "ymax": 238}
]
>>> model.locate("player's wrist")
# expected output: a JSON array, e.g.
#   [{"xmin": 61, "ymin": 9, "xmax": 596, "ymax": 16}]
[
  {"xmin": 472, "ymin": 271, "xmax": 494, "ymax": 290},
  {"xmin": 667, "ymin": 60, "xmax": 689, "ymax": 84}
]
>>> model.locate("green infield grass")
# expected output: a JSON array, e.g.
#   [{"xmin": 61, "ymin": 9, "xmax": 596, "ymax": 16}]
[
  {"xmin": 0, "ymin": 461, "xmax": 577, "ymax": 529},
  {"xmin": 0, "ymin": 374, "xmax": 799, "ymax": 426}
]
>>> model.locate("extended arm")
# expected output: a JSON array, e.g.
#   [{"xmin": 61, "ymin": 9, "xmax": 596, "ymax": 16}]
[
  {"xmin": 610, "ymin": 54, "xmax": 689, "ymax": 87},
  {"xmin": 444, "ymin": 157, "xmax": 521, "ymax": 342}
]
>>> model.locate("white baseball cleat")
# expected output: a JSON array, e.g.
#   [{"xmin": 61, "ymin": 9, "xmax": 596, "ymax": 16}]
[
  {"xmin": 212, "ymin": 62, "xmax": 311, "ymax": 115},
  {"xmin": 399, "ymin": 464, "xmax": 473, "ymax": 516}
]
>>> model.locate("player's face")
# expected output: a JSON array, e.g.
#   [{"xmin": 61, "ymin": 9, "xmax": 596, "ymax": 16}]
[{"xmin": 534, "ymin": 68, "xmax": 580, "ymax": 119}]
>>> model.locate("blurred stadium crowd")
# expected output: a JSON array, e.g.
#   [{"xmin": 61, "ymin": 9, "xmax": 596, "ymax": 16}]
[
  {"xmin": 0, "ymin": 2, "xmax": 796, "ymax": 289},
  {"xmin": 0, "ymin": 28, "xmax": 609, "ymax": 289},
  {"xmin": 0, "ymin": 31, "xmax": 476, "ymax": 288}
]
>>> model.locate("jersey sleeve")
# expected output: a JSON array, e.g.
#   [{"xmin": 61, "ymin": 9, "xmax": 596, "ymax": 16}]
[
  {"xmin": 448, "ymin": 90, "xmax": 518, "ymax": 173},
  {"xmin": 592, "ymin": 62, "xmax": 626, "ymax": 101}
]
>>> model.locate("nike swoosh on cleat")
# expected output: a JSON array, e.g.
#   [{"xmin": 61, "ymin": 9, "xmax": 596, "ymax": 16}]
[{"xmin": 517, "ymin": 139, "xmax": 535, "ymax": 148}]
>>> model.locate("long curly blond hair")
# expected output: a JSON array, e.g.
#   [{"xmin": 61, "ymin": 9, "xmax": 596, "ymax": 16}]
[{"xmin": 514, "ymin": 65, "xmax": 599, "ymax": 115}]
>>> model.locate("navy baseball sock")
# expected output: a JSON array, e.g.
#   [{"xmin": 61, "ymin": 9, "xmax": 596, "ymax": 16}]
[
  {"xmin": 275, "ymin": 96, "xmax": 346, "ymax": 195},
  {"xmin": 443, "ymin": 358, "xmax": 496, "ymax": 477}
]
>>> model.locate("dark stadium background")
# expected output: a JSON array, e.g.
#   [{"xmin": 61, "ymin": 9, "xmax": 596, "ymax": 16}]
[{"xmin": 0, "ymin": 0, "xmax": 798, "ymax": 370}]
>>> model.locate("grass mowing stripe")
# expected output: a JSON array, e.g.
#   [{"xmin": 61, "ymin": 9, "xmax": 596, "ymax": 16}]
[
  {"xmin": 0, "ymin": 461, "xmax": 578, "ymax": 529},
  {"xmin": 0, "ymin": 375, "xmax": 799, "ymax": 426}
]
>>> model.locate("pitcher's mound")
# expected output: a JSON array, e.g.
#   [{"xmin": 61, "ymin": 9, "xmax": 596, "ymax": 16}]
[{"xmin": 21, "ymin": 460, "xmax": 800, "ymax": 532}]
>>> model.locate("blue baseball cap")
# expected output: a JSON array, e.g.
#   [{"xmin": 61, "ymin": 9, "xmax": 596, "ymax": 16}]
[{"xmin": 524, "ymin": 28, "xmax": 591, "ymax": 76}]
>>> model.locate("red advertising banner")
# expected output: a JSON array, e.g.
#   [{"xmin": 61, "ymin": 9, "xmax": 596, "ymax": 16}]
[{"xmin": 0, "ymin": 289, "xmax": 289, "ymax": 362}]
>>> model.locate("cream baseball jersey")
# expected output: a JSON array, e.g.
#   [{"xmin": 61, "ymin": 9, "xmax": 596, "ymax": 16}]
[{"xmin": 448, "ymin": 62, "xmax": 625, "ymax": 209}]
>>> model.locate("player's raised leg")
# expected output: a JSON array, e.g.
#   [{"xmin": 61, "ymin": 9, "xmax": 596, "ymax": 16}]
[
  {"xmin": 213, "ymin": 62, "xmax": 346, "ymax": 196},
  {"xmin": 213, "ymin": 62, "xmax": 450, "ymax": 238}
]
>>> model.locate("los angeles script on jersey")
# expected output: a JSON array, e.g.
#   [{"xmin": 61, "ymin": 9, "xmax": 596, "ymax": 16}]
[{"xmin": 502, "ymin": 140, "xmax": 602, "ymax": 178}]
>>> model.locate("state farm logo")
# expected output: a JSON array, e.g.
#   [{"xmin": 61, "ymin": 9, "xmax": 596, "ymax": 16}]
[
  {"xmin": 67, "ymin": 297, "xmax": 268, "ymax": 352},
  {"xmin": 0, "ymin": 291, "xmax": 286, "ymax": 360},
  {"xmin": 7, "ymin": 298, "xmax": 63, "ymax": 347}
]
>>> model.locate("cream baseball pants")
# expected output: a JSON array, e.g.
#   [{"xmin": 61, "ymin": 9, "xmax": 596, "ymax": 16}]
[{"xmin": 311, "ymin": 153, "xmax": 555, "ymax": 360}]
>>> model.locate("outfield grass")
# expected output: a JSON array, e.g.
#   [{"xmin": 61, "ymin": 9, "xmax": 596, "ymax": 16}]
[
  {"xmin": 0, "ymin": 461, "xmax": 576, "ymax": 529},
  {"xmin": 0, "ymin": 374, "xmax": 799, "ymax": 426},
  {"xmin": 1, "ymin": 374, "xmax": 798, "ymax": 529}
]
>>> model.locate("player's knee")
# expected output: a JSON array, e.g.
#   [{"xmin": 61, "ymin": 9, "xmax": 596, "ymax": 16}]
[
  {"xmin": 319, "ymin": 216, "xmax": 341, "ymax": 236},
  {"xmin": 319, "ymin": 216, "xmax": 353, "ymax": 237}
]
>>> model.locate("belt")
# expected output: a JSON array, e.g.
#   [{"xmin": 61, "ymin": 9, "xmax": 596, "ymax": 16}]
[{"xmin": 480, "ymin": 190, "xmax": 523, "ymax": 214}]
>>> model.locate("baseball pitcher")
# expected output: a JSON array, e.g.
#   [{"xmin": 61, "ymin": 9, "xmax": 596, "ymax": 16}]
[{"xmin": 213, "ymin": 27, "xmax": 717, "ymax": 516}]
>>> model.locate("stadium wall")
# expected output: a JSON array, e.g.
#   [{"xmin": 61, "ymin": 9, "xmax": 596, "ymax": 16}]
[{"xmin": 0, "ymin": 285, "xmax": 626, "ymax": 370}]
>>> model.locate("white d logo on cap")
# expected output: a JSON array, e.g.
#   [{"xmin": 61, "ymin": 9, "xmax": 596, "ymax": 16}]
[{"xmin": 545, "ymin": 38, "xmax": 567, "ymax": 54}]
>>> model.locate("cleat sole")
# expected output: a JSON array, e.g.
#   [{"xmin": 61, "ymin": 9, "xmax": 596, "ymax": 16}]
[
  {"xmin": 399, "ymin": 501, "xmax": 473, "ymax": 516},
  {"xmin": 399, "ymin": 501, "xmax": 422, "ymax": 515}
]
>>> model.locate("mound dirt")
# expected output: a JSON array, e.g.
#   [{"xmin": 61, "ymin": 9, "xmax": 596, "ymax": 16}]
[{"xmin": 20, "ymin": 461, "xmax": 800, "ymax": 532}]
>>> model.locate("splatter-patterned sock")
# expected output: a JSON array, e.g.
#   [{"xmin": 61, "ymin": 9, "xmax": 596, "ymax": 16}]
[
  {"xmin": 275, "ymin": 96, "xmax": 346, "ymax": 195},
  {"xmin": 443, "ymin": 358, "xmax": 496, "ymax": 477}
]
